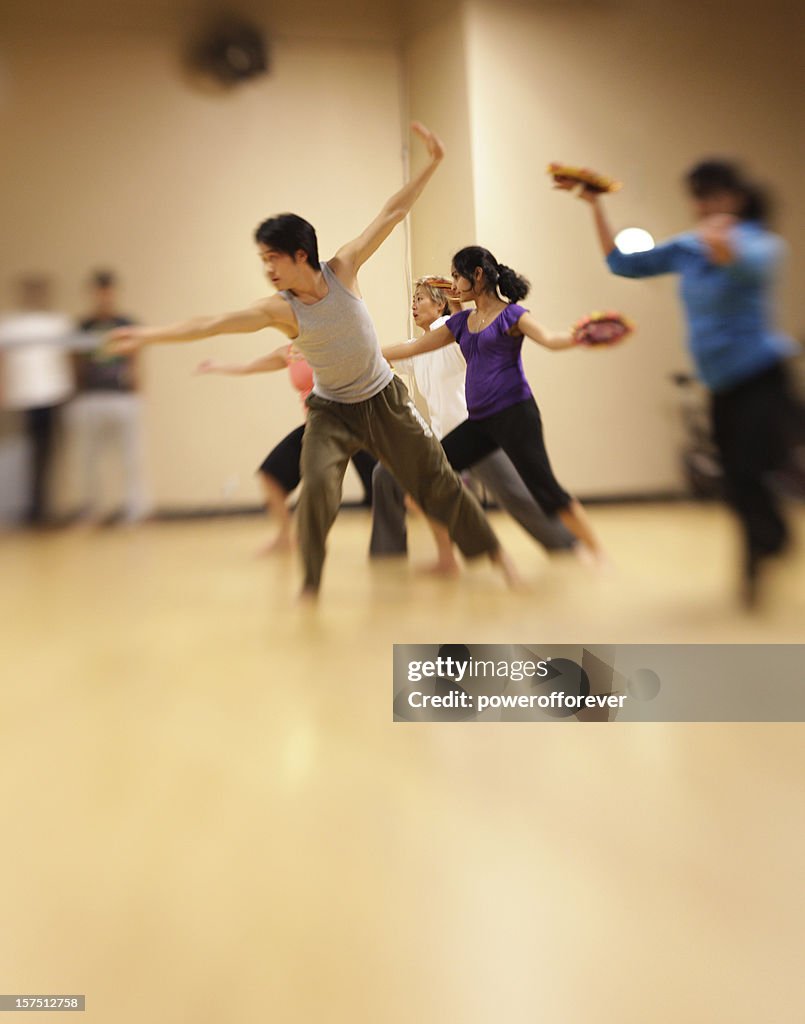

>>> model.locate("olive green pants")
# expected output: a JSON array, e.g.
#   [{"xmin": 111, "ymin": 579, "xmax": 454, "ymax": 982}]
[{"xmin": 297, "ymin": 377, "xmax": 499, "ymax": 591}]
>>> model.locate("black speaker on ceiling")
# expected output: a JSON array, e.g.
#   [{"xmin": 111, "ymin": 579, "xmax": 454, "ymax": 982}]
[{"xmin": 188, "ymin": 16, "xmax": 269, "ymax": 86}]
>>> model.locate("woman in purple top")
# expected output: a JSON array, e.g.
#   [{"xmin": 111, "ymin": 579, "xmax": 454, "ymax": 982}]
[{"xmin": 383, "ymin": 245, "xmax": 604, "ymax": 560}]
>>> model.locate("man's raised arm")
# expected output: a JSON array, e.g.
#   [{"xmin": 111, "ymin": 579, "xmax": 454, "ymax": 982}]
[{"xmin": 331, "ymin": 122, "xmax": 445, "ymax": 281}]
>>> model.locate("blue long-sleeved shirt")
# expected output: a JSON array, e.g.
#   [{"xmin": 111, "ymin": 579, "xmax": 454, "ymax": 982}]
[{"xmin": 605, "ymin": 221, "xmax": 795, "ymax": 391}]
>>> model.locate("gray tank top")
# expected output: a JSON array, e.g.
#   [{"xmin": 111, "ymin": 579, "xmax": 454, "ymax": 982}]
[{"xmin": 282, "ymin": 262, "xmax": 393, "ymax": 403}]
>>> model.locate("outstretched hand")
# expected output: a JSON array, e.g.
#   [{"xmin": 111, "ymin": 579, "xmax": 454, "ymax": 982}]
[
  {"xmin": 411, "ymin": 121, "xmax": 445, "ymax": 163},
  {"xmin": 572, "ymin": 312, "xmax": 634, "ymax": 347},
  {"xmin": 552, "ymin": 176, "xmax": 601, "ymax": 203},
  {"xmin": 697, "ymin": 213, "xmax": 737, "ymax": 264},
  {"xmin": 195, "ymin": 359, "xmax": 218, "ymax": 375},
  {"xmin": 698, "ymin": 213, "xmax": 737, "ymax": 244},
  {"xmin": 106, "ymin": 325, "xmax": 146, "ymax": 355}
]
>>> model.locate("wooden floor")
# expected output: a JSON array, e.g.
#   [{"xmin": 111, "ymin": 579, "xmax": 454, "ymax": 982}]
[{"xmin": 2, "ymin": 503, "xmax": 805, "ymax": 1022}]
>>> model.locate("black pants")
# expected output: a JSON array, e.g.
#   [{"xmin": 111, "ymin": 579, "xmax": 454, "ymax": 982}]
[
  {"xmin": 25, "ymin": 405, "xmax": 59, "ymax": 524},
  {"xmin": 440, "ymin": 397, "xmax": 571, "ymax": 516},
  {"xmin": 711, "ymin": 362, "xmax": 790, "ymax": 564},
  {"xmin": 258, "ymin": 423, "xmax": 376, "ymax": 504}
]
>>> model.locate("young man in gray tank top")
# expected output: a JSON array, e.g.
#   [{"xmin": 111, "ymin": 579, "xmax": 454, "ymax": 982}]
[{"xmin": 108, "ymin": 123, "xmax": 513, "ymax": 596}]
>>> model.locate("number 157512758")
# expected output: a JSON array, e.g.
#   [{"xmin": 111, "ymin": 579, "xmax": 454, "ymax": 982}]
[{"xmin": 0, "ymin": 995, "xmax": 84, "ymax": 1012}]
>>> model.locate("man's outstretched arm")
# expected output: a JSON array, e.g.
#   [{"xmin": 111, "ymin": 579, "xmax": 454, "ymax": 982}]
[
  {"xmin": 106, "ymin": 295, "xmax": 292, "ymax": 354},
  {"xmin": 331, "ymin": 122, "xmax": 445, "ymax": 282}
]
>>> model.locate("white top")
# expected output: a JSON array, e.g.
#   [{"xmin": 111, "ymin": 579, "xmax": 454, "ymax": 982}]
[
  {"xmin": 392, "ymin": 314, "xmax": 467, "ymax": 439},
  {"xmin": 0, "ymin": 312, "xmax": 74, "ymax": 410}
]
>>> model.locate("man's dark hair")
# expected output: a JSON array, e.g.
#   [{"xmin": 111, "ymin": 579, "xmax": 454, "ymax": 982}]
[{"xmin": 254, "ymin": 213, "xmax": 320, "ymax": 270}]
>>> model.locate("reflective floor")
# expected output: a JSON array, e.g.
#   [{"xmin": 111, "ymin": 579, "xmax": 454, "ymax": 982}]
[{"xmin": 2, "ymin": 503, "xmax": 804, "ymax": 1022}]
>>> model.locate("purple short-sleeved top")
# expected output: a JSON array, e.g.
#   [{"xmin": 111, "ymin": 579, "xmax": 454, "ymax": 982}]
[{"xmin": 445, "ymin": 302, "xmax": 531, "ymax": 419}]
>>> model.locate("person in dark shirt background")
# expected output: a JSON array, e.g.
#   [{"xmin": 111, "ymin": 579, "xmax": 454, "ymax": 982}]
[{"xmin": 72, "ymin": 270, "xmax": 149, "ymax": 524}]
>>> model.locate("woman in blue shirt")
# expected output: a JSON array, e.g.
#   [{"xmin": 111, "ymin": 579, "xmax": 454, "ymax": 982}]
[{"xmin": 559, "ymin": 160, "xmax": 795, "ymax": 603}]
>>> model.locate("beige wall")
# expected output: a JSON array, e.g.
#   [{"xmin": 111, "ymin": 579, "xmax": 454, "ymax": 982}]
[
  {"xmin": 2, "ymin": 2, "xmax": 801, "ymax": 509},
  {"xmin": 0, "ymin": 26, "xmax": 410, "ymax": 508},
  {"xmin": 404, "ymin": 10, "xmax": 478, "ymax": 282},
  {"xmin": 461, "ymin": 0, "xmax": 804, "ymax": 496}
]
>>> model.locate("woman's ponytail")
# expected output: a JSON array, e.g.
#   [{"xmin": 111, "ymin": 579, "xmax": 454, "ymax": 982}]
[{"xmin": 495, "ymin": 263, "xmax": 530, "ymax": 303}]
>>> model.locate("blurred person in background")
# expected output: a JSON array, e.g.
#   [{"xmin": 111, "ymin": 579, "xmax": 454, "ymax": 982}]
[
  {"xmin": 557, "ymin": 159, "xmax": 797, "ymax": 605},
  {"xmin": 0, "ymin": 274, "xmax": 74, "ymax": 526},
  {"xmin": 72, "ymin": 270, "xmax": 149, "ymax": 524}
]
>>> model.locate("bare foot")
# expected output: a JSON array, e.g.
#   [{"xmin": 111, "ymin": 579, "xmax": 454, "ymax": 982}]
[
  {"xmin": 490, "ymin": 546, "xmax": 523, "ymax": 589},
  {"xmin": 417, "ymin": 558, "xmax": 461, "ymax": 577},
  {"xmin": 256, "ymin": 534, "xmax": 295, "ymax": 556},
  {"xmin": 298, "ymin": 585, "xmax": 319, "ymax": 605},
  {"xmin": 574, "ymin": 543, "xmax": 614, "ymax": 571}
]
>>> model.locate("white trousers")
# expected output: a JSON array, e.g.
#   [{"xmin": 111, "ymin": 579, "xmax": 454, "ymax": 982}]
[{"xmin": 69, "ymin": 392, "xmax": 149, "ymax": 521}]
